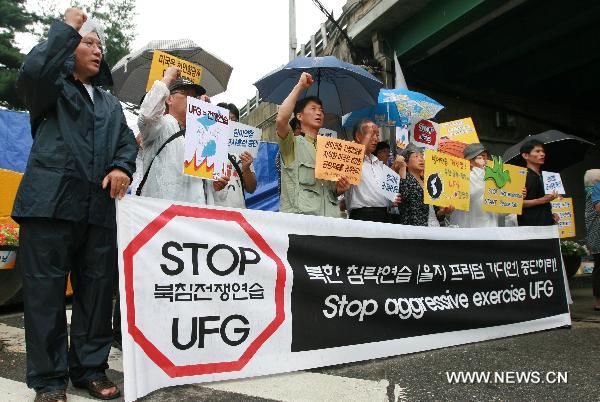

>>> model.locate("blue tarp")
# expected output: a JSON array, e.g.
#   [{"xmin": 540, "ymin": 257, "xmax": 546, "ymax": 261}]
[
  {"xmin": 245, "ymin": 142, "xmax": 280, "ymax": 212},
  {"xmin": 0, "ymin": 109, "xmax": 32, "ymax": 173},
  {"xmin": 0, "ymin": 108, "xmax": 281, "ymax": 210}
]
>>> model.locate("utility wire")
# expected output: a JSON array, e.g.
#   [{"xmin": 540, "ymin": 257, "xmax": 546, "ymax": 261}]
[{"xmin": 310, "ymin": 0, "xmax": 357, "ymax": 59}]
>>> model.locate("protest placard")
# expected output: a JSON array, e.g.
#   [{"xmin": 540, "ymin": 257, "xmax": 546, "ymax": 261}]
[
  {"xmin": 551, "ymin": 197, "xmax": 576, "ymax": 238},
  {"xmin": 379, "ymin": 170, "xmax": 400, "ymax": 201},
  {"xmin": 423, "ymin": 150, "xmax": 470, "ymax": 211},
  {"xmin": 483, "ymin": 157, "xmax": 527, "ymax": 214},
  {"xmin": 315, "ymin": 136, "xmax": 365, "ymax": 185},
  {"xmin": 439, "ymin": 117, "xmax": 479, "ymax": 144},
  {"xmin": 228, "ymin": 121, "xmax": 261, "ymax": 158},
  {"xmin": 410, "ymin": 119, "xmax": 440, "ymax": 150},
  {"xmin": 117, "ymin": 195, "xmax": 569, "ymax": 401},
  {"xmin": 318, "ymin": 128, "xmax": 338, "ymax": 138},
  {"xmin": 183, "ymin": 98, "xmax": 229, "ymax": 181},
  {"xmin": 542, "ymin": 171, "xmax": 566, "ymax": 195},
  {"xmin": 146, "ymin": 50, "xmax": 203, "ymax": 92},
  {"xmin": 395, "ymin": 125, "xmax": 409, "ymax": 150}
]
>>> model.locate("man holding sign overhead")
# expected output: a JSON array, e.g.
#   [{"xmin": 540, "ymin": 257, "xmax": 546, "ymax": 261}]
[
  {"xmin": 137, "ymin": 66, "xmax": 209, "ymax": 203},
  {"xmin": 275, "ymin": 73, "xmax": 350, "ymax": 217}
]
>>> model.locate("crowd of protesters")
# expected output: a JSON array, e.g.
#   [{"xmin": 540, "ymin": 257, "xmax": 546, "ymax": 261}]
[{"xmin": 10, "ymin": 7, "xmax": 599, "ymax": 402}]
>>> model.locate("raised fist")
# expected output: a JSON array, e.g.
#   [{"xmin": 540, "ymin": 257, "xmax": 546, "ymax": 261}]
[{"xmin": 64, "ymin": 8, "xmax": 87, "ymax": 32}]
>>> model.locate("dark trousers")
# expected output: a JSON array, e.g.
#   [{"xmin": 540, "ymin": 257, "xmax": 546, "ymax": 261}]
[
  {"xmin": 17, "ymin": 218, "xmax": 116, "ymax": 392},
  {"xmin": 349, "ymin": 207, "xmax": 391, "ymax": 223},
  {"xmin": 594, "ymin": 254, "xmax": 600, "ymax": 299}
]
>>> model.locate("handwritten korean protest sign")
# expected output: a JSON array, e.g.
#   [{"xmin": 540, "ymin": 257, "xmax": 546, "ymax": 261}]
[
  {"xmin": 483, "ymin": 158, "xmax": 527, "ymax": 214},
  {"xmin": 315, "ymin": 136, "xmax": 365, "ymax": 185},
  {"xmin": 318, "ymin": 128, "xmax": 338, "ymax": 138},
  {"xmin": 423, "ymin": 150, "xmax": 470, "ymax": 211},
  {"xmin": 395, "ymin": 125, "xmax": 409, "ymax": 150},
  {"xmin": 542, "ymin": 172, "xmax": 566, "ymax": 195},
  {"xmin": 117, "ymin": 195, "xmax": 569, "ymax": 401},
  {"xmin": 228, "ymin": 122, "xmax": 261, "ymax": 158},
  {"xmin": 439, "ymin": 117, "xmax": 479, "ymax": 144},
  {"xmin": 146, "ymin": 50, "xmax": 203, "ymax": 92},
  {"xmin": 379, "ymin": 170, "xmax": 400, "ymax": 201},
  {"xmin": 410, "ymin": 120, "xmax": 440, "ymax": 151},
  {"xmin": 183, "ymin": 98, "xmax": 229, "ymax": 181},
  {"xmin": 551, "ymin": 198, "xmax": 576, "ymax": 238}
]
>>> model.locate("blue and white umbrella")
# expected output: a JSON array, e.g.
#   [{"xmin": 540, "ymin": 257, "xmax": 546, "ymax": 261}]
[
  {"xmin": 254, "ymin": 56, "xmax": 383, "ymax": 116},
  {"xmin": 342, "ymin": 98, "xmax": 409, "ymax": 128},
  {"xmin": 378, "ymin": 88, "xmax": 444, "ymax": 122}
]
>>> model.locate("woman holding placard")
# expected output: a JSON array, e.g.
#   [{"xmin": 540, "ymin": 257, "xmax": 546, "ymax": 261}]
[{"xmin": 396, "ymin": 145, "xmax": 453, "ymax": 226}]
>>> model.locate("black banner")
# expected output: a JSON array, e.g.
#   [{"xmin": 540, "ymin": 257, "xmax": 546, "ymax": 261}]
[{"xmin": 289, "ymin": 235, "xmax": 567, "ymax": 352}]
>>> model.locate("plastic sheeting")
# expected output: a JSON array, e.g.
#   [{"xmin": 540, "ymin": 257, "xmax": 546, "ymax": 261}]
[
  {"xmin": 0, "ymin": 109, "xmax": 32, "ymax": 173},
  {"xmin": 245, "ymin": 141, "xmax": 280, "ymax": 212}
]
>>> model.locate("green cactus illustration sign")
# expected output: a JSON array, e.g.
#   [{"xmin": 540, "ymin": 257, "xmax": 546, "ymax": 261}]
[{"xmin": 484, "ymin": 155, "xmax": 511, "ymax": 188}]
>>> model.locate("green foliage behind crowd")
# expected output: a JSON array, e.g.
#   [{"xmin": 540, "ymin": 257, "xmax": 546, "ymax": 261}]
[{"xmin": 0, "ymin": 0, "xmax": 136, "ymax": 110}]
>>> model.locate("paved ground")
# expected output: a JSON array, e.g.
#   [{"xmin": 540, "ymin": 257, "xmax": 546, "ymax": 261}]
[{"xmin": 1, "ymin": 277, "xmax": 598, "ymax": 401}]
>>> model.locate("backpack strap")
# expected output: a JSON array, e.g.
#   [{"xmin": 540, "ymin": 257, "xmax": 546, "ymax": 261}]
[
  {"xmin": 135, "ymin": 129, "xmax": 185, "ymax": 196},
  {"xmin": 228, "ymin": 153, "xmax": 245, "ymax": 198}
]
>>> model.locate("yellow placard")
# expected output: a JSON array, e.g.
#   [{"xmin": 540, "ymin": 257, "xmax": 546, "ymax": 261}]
[
  {"xmin": 482, "ymin": 159, "xmax": 527, "ymax": 214},
  {"xmin": 439, "ymin": 117, "xmax": 479, "ymax": 144},
  {"xmin": 423, "ymin": 150, "xmax": 470, "ymax": 211},
  {"xmin": 551, "ymin": 198, "xmax": 576, "ymax": 238},
  {"xmin": 315, "ymin": 136, "xmax": 365, "ymax": 185},
  {"xmin": 0, "ymin": 168, "xmax": 23, "ymax": 226},
  {"xmin": 146, "ymin": 50, "xmax": 203, "ymax": 92}
]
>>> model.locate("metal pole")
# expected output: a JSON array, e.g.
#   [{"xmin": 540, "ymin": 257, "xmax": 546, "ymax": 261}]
[
  {"xmin": 289, "ymin": 0, "xmax": 297, "ymax": 61},
  {"xmin": 317, "ymin": 69, "xmax": 321, "ymax": 99}
]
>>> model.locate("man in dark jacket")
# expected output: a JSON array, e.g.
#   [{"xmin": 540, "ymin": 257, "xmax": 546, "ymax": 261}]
[{"xmin": 13, "ymin": 8, "xmax": 136, "ymax": 401}]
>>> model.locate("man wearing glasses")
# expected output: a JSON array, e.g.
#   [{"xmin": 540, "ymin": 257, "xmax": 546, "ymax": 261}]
[
  {"xmin": 13, "ymin": 8, "xmax": 137, "ymax": 401},
  {"xmin": 137, "ymin": 67, "xmax": 210, "ymax": 203}
]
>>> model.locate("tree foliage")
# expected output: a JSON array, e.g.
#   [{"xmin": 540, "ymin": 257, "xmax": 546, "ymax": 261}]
[
  {"xmin": 33, "ymin": 0, "xmax": 137, "ymax": 67},
  {"xmin": 0, "ymin": 0, "xmax": 35, "ymax": 108},
  {"xmin": 0, "ymin": 0, "xmax": 136, "ymax": 109}
]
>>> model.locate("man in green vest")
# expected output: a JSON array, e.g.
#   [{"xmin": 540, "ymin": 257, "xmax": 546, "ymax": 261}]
[{"xmin": 276, "ymin": 72, "xmax": 350, "ymax": 217}]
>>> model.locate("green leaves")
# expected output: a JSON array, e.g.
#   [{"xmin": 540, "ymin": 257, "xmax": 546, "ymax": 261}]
[{"xmin": 484, "ymin": 155, "xmax": 511, "ymax": 188}]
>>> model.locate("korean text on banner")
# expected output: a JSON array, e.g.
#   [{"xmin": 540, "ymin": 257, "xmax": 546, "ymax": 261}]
[
  {"xmin": 228, "ymin": 122, "xmax": 261, "ymax": 158},
  {"xmin": 380, "ymin": 170, "xmax": 400, "ymax": 202},
  {"xmin": 483, "ymin": 159, "xmax": 527, "ymax": 214},
  {"xmin": 315, "ymin": 136, "xmax": 365, "ymax": 185},
  {"xmin": 117, "ymin": 195, "xmax": 569, "ymax": 401},
  {"xmin": 183, "ymin": 98, "xmax": 229, "ymax": 181},
  {"xmin": 542, "ymin": 172, "xmax": 566, "ymax": 195},
  {"xmin": 439, "ymin": 117, "xmax": 479, "ymax": 144},
  {"xmin": 318, "ymin": 128, "xmax": 338, "ymax": 139},
  {"xmin": 423, "ymin": 150, "xmax": 470, "ymax": 211},
  {"xmin": 551, "ymin": 197, "xmax": 576, "ymax": 238},
  {"xmin": 146, "ymin": 50, "xmax": 203, "ymax": 92}
]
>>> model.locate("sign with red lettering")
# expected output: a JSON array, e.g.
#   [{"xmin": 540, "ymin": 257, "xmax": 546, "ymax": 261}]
[
  {"xmin": 117, "ymin": 196, "xmax": 569, "ymax": 401},
  {"xmin": 315, "ymin": 136, "xmax": 365, "ymax": 185},
  {"xmin": 410, "ymin": 119, "xmax": 440, "ymax": 150}
]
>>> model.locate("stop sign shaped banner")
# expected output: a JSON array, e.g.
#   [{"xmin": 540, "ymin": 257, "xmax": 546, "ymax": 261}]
[
  {"xmin": 410, "ymin": 119, "xmax": 440, "ymax": 150},
  {"xmin": 121, "ymin": 201, "xmax": 286, "ymax": 379}
]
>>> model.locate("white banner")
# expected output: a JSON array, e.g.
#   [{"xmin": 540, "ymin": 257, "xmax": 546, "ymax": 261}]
[
  {"xmin": 228, "ymin": 121, "xmax": 262, "ymax": 158},
  {"xmin": 117, "ymin": 196, "xmax": 570, "ymax": 401}
]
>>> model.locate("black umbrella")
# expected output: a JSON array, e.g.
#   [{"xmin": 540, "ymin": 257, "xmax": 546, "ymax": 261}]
[{"xmin": 503, "ymin": 130, "xmax": 595, "ymax": 172}]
